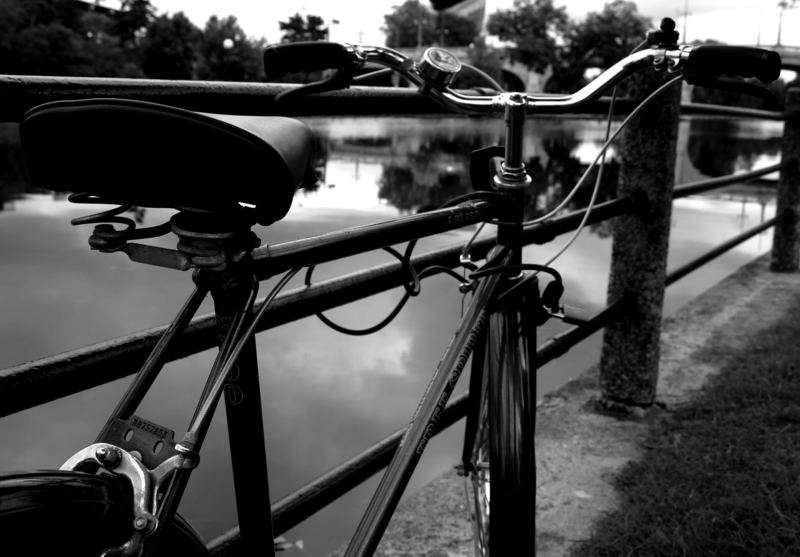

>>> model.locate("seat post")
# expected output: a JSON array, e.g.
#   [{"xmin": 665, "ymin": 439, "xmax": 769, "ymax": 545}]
[{"xmin": 168, "ymin": 209, "xmax": 276, "ymax": 556}]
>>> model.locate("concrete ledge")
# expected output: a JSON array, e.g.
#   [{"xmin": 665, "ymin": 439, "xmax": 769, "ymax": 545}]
[{"xmin": 332, "ymin": 254, "xmax": 800, "ymax": 556}]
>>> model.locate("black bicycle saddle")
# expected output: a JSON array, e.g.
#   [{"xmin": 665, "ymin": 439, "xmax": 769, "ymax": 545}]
[{"xmin": 20, "ymin": 98, "xmax": 316, "ymax": 225}]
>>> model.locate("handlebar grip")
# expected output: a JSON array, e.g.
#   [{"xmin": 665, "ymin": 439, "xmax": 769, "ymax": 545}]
[
  {"xmin": 684, "ymin": 45, "xmax": 782, "ymax": 84},
  {"xmin": 264, "ymin": 41, "xmax": 352, "ymax": 80}
]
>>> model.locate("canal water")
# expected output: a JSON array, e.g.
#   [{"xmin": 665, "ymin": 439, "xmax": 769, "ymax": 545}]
[{"xmin": 0, "ymin": 115, "xmax": 781, "ymax": 555}]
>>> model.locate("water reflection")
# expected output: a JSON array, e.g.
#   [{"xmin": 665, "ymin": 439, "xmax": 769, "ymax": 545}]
[
  {"xmin": 0, "ymin": 115, "xmax": 783, "ymax": 556},
  {"xmin": 307, "ymin": 117, "xmax": 621, "ymax": 225},
  {"xmin": 687, "ymin": 118, "xmax": 781, "ymax": 178}
]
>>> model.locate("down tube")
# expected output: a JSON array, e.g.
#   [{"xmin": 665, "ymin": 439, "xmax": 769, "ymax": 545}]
[
  {"xmin": 344, "ymin": 271, "xmax": 504, "ymax": 557},
  {"xmin": 487, "ymin": 280, "xmax": 537, "ymax": 553}
]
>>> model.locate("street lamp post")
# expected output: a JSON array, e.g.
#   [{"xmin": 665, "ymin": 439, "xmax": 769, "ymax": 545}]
[{"xmin": 326, "ymin": 18, "xmax": 340, "ymax": 42}]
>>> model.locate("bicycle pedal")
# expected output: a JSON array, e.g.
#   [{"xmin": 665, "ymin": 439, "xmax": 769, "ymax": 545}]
[{"xmin": 96, "ymin": 415, "xmax": 180, "ymax": 470}]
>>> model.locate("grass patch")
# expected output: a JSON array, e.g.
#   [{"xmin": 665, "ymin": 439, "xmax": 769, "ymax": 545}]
[{"xmin": 573, "ymin": 299, "xmax": 800, "ymax": 556}]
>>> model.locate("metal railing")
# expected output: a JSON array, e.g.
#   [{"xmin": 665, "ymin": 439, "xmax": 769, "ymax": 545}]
[{"xmin": 0, "ymin": 74, "xmax": 796, "ymax": 555}]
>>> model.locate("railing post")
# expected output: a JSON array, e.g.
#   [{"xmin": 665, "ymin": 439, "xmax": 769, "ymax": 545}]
[
  {"xmin": 598, "ymin": 76, "xmax": 682, "ymax": 409},
  {"xmin": 771, "ymin": 86, "xmax": 800, "ymax": 272}
]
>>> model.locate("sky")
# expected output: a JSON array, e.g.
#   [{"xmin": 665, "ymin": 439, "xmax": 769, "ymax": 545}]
[{"xmin": 136, "ymin": 0, "xmax": 800, "ymax": 48}]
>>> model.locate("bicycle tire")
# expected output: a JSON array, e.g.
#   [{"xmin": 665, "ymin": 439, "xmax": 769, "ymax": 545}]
[
  {"xmin": 468, "ymin": 305, "xmax": 536, "ymax": 556},
  {"xmin": 0, "ymin": 470, "xmax": 209, "ymax": 556}
]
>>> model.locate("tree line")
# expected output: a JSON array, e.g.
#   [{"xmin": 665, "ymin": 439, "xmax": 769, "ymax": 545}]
[
  {"xmin": 381, "ymin": 0, "xmax": 654, "ymax": 93},
  {"xmin": 0, "ymin": 0, "xmax": 266, "ymax": 80},
  {"xmin": 0, "ymin": 0, "xmax": 787, "ymax": 107},
  {"xmin": 0, "ymin": 0, "xmax": 655, "ymax": 88},
  {"xmin": 398, "ymin": 0, "xmax": 786, "ymax": 105}
]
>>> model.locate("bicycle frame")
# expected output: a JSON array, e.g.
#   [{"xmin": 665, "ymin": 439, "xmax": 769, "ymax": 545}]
[
  {"xmin": 61, "ymin": 203, "xmax": 501, "ymax": 556},
  {"xmin": 54, "ymin": 81, "xmax": 539, "ymax": 556}
]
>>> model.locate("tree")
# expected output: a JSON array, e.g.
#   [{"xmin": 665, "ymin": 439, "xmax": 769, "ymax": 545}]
[
  {"xmin": 0, "ymin": 0, "xmax": 83, "ymax": 75},
  {"xmin": 437, "ymin": 11, "xmax": 478, "ymax": 46},
  {"xmin": 196, "ymin": 15, "xmax": 265, "ymax": 81},
  {"xmin": 486, "ymin": 0, "xmax": 569, "ymax": 74},
  {"xmin": 74, "ymin": 10, "xmax": 143, "ymax": 77},
  {"xmin": 453, "ymin": 38, "xmax": 506, "ymax": 89},
  {"xmin": 0, "ymin": 0, "xmax": 138, "ymax": 77},
  {"xmin": 140, "ymin": 12, "xmax": 200, "ymax": 79},
  {"xmin": 384, "ymin": 0, "xmax": 436, "ymax": 48},
  {"xmin": 113, "ymin": 0, "xmax": 155, "ymax": 46},
  {"xmin": 556, "ymin": 0, "xmax": 650, "ymax": 91},
  {"xmin": 383, "ymin": 0, "xmax": 478, "ymax": 48},
  {"xmin": 279, "ymin": 13, "xmax": 327, "ymax": 43},
  {"xmin": 0, "ymin": 0, "xmax": 272, "ymax": 80}
]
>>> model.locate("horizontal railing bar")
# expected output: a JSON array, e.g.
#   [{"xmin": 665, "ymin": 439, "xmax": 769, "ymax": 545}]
[
  {"xmin": 0, "ymin": 76, "xmax": 619, "ymax": 121},
  {"xmin": 270, "ymin": 391, "xmax": 468, "ymax": 537},
  {"xmin": 0, "ymin": 77, "xmax": 435, "ymax": 120},
  {"xmin": 523, "ymin": 196, "xmax": 634, "ymax": 244},
  {"xmin": 783, "ymin": 61, "xmax": 800, "ymax": 73},
  {"xmin": 665, "ymin": 216, "xmax": 778, "ymax": 286},
  {"xmin": 680, "ymin": 102, "xmax": 786, "ymax": 120},
  {"xmin": 4, "ymin": 74, "xmax": 786, "ymax": 122},
  {"xmin": 673, "ymin": 162, "xmax": 786, "ymax": 199}
]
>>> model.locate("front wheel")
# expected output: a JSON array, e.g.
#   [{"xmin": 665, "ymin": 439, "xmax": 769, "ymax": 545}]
[
  {"xmin": 0, "ymin": 470, "xmax": 209, "ymax": 556},
  {"xmin": 466, "ymin": 301, "xmax": 536, "ymax": 556}
]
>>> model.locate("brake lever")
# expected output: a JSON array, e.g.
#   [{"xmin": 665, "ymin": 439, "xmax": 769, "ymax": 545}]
[{"xmin": 690, "ymin": 76, "xmax": 779, "ymax": 110}]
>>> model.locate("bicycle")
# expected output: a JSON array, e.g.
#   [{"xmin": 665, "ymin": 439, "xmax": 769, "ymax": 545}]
[{"xmin": 0, "ymin": 17, "xmax": 780, "ymax": 557}]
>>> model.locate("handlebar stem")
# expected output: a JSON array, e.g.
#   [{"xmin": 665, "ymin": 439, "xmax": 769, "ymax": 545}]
[{"xmin": 492, "ymin": 94, "xmax": 531, "ymax": 192}]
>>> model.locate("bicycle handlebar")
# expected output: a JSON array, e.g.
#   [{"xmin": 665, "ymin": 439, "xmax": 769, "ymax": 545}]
[{"xmin": 263, "ymin": 40, "xmax": 781, "ymax": 115}]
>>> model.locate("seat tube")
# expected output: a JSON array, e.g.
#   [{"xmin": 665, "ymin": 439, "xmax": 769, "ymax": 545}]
[{"xmin": 209, "ymin": 265, "xmax": 276, "ymax": 557}]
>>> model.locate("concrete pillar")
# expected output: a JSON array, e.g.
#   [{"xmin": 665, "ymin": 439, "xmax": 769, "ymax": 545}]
[
  {"xmin": 771, "ymin": 87, "xmax": 800, "ymax": 272},
  {"xmin": 598, "ymin": 74, "xmax": 682, "ymax": 408}
]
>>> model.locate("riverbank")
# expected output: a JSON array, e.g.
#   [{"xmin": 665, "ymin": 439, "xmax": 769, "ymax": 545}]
[{"xmin": 342, "ymin": 253, "xmax": 800, "ymax": 556}]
